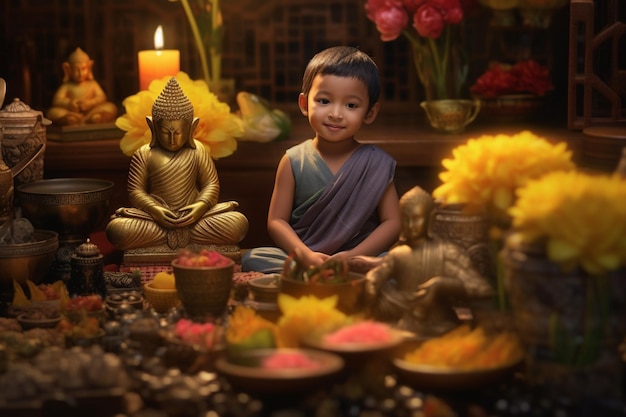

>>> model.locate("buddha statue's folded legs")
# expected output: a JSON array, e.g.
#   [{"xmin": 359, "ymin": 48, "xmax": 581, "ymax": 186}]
[{"xmin": 106, "ymin": 210, "xmax": 248, "ymax": 251}]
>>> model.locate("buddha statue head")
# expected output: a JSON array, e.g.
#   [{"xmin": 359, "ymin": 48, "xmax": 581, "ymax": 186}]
[
  {"xmin": 147, "ymin": 77, "xmax": 199, "ymax": 152},
  {"xmin": 398, "ymin": 186, "xmax": 436, "ymax": 243},
  {"xmin": 64, "ymin": 47, "xmax": 94, "ymax": 83}
]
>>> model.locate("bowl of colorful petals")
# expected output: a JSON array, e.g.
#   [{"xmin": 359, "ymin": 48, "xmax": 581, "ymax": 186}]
[{"xmin": 215, "ymin": 348, "xmax": 344, "ymax": 395}]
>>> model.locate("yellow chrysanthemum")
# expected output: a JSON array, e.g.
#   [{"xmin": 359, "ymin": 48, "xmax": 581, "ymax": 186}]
[
  {"xmin": 508, "ymin": 171, "xmax": 626, "ymax": 275},
  {"xmin": 432, "ymin": 131, "xmax": 575, "ymax": 223},
  {"xmin": 115, "ymin": 72, "xmax": 243, "ymax": 158},
  {"xmin": 277, "ymin": 294, "xmax": 350, "ymax": 347}
]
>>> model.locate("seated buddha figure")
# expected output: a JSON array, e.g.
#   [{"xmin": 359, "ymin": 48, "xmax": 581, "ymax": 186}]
[
  {"xmin": 46, "ymin": 47, "xmax": 118, "ymax": 126},
  {"xmin": 106, "ymin": 77, "xmax": 248, "ymax": 251},
  {"xmin": 365, "ymin": 186, "xmax": 494, "ymax": 337}
]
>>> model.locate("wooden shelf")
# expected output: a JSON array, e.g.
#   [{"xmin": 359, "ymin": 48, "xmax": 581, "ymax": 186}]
[{"xmin": 43, "ymin": 115, "xmax": 587, "ymax": 248}]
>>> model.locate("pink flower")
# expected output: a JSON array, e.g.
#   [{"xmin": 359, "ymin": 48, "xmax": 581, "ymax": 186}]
[
  {"xmin": 370, "ymin": 5, "xmax": 409, "ymax": 41},
  {"xmin": 323, "ymin": 321, "xmax": 393, "ymax": 344},
  {"xmin": 366, "ymin": 0, "xmax": 464, "ymax": 41},
  {"xmin": 402, "ymin": 0, "xmax": 428, "ymax": 13},
  {"xmin": 413, "ymin": 4, "xmax": 445, "ymax": 38},
  {"xmin": 261, "ymin": 351, "xmax": 320, "ymax": 369}
]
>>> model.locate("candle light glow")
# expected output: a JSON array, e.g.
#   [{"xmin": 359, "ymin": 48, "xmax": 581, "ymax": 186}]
[{"xmin": 138, "ymin": 25, "xmax": 180, "ymax": 91}]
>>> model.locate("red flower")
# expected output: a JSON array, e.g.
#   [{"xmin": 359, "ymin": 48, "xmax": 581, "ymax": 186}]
[
  {"xmin": 510, "ymin": 60, "xmax": 554, "ymax": 96},
  {"xmin": 431, "ymin": 0, "xmax": 464, "ymax": 23},
  {"xmin": 470, "ymin": 60, "xmax": 554, "ymax": 97},
  {"xmin": 371, "ymin": 5, "xmax": 409, "ymax": 41},
  {"xmin": 402, "ymin": 0, "xmax": 428, "ymax": 13},
  {"xmin": 365, "ymin": 0, "xmax": 464, "ymax": 41}
]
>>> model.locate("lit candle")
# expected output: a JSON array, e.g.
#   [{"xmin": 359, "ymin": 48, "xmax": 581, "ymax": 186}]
[{"xmin": 138, "ymin": 25, "xmax": 180, "ymax": 91}]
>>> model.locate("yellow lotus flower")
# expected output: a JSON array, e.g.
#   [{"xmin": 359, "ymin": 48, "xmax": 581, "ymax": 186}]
[
  {"xmin": 508, "ymin": 171, "xmax": 626, "ymax": 275},
  {"xmin": 277, "ymin": 294, "xmax": 350, "ymax": 347},
  {"xmin": 432, "ymin": 131, "xmax": 575, "ymax": 224},
  {"xmin": 115, "ymin": 71, "xmax": 242, "ymax": 158}
]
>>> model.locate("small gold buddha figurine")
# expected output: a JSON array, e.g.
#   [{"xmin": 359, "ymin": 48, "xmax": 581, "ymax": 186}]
[
  {"xmin": 365, "ymin": 186, "xmax": 494, "ymax": 337},
  {"xmin": 105, "ymin": 77, "xmax": 248, "ymax": 251},
  {"xmin": 46, "ymin": 47, "xmax": 118, "ymax": 126}
]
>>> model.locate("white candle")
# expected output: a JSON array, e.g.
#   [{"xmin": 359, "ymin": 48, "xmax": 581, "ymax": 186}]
[{"xmin": 138, "ymin": 26, "xmax": 180, "ymax": 91}]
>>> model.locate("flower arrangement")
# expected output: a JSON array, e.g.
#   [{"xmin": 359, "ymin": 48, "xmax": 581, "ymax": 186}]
[
  {"xmin": 432, "ymin": 131, "xmax": 575, "ymax": 225},
  {"xmin": 470, "ymin": 60, "xmax": 554, "ymax": 98},
  {"xmin": 173, "ymin": 318, "xmax": 220, "ymax": 349},
  {"xmin": 365, "ymin": 0, "xmax": 467, "ymax": 100},
  {"xmin": 115, "ymin": 72, "xmax": 242, "ymax": 157},
  {"xmin": 507, "ymin": 171, "xmax": 626, "ymax": 276}
]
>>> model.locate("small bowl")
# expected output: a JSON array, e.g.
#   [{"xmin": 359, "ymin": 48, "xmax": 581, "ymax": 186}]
[
  {"xmin": 18, "ymin": 313, "xmax": 62, "ymax": 330},
  {"xmin": 247, "ymin": 274, "xmax": 280, "ymax": 303},
  {"xmin": 105, "ymin": 290, "xmax": 144, "ymax": 310},
  {"xmin": 143, "ymin": 282, "xmax": 181, "ymax": 313},
  {"xmin": 0, "ymin": 229, "xmax": 58, "ymax": 289}
]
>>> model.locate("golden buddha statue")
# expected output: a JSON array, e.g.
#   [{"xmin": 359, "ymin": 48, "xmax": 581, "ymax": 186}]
[
  {"xmin": 46, "ymin": 47, "xmax": 118, "ymax": 126},
  {"xmin": 105, "ymin": 77, "xmax": 248, "ymax": 251},
  {"xmin": 365, "ymin": 186, "xmax": 494, "ymax": 337}
]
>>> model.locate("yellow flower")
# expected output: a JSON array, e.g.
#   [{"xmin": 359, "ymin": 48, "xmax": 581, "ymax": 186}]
[
  {"xmin": 508, "ymin": 171, "xmax": 626, "ymax": 275},
  {"xmin": 115, "ymin": 71, "xmax": 242, "ymax": 158},
  {"xmin": 432, "ymin": 131, "xmax": 575, "ymax": 224},
  {"xmin": 226, "ymin": 305, "xmax": 284, "ymax": 347},
  {"xmin": 277, "ymin": 294, "xmax": 350, "ymax": 347}
]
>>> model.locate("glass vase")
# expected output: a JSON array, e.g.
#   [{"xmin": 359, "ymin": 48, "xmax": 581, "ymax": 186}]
[
  {"xmin": 501, "ymin": 240, "xmax": 626, "ymax": 403},
  {"xmin": 410, "ymin": 25, "xmax": 468, "ymax": 101}
]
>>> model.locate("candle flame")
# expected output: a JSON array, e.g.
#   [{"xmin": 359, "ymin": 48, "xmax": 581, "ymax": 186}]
[{"xmin": 154, "ymin": 25, "xmax": 164, "ymax": 50}]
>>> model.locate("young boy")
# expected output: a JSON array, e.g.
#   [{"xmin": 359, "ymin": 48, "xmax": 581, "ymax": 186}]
[{"xmin": 242, "ymin": 46, "xmax": 400, "ymax": 273}]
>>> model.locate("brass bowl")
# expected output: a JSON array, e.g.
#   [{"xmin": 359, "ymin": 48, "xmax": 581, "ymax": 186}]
[
  {"xmin": 279, "ymin": 272, "xmax": 366, "ymax": 315},
  {"xmin": 0, "ymin": 229, "xmax": 59, "ymax": 289},
  {"xmin": 17, "ymin": 178, "xmax": 114, "ymax": 244}
]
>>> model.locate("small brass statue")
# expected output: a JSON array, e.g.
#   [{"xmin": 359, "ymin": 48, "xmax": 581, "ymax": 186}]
[
  {"xmin": 365, "ymin": 186, "xmax": 494, "ymax": 337},
  {"xmin": 105, "ymin": 77, "xmax": 248, "ymax": 251},
  {"xmin": 46, "ymin": 47, "xmax": 117, "ymax": 126}
]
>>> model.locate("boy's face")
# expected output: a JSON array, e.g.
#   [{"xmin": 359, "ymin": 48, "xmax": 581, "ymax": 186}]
[{"xmin": 298, "ymin": 74, "xmax": 379, "ymax": 143}]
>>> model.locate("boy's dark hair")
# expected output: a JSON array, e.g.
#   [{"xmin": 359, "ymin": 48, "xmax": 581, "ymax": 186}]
[{"xmin": 301, "ymin": 46, "xmax": 380, "ymax": 111}]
